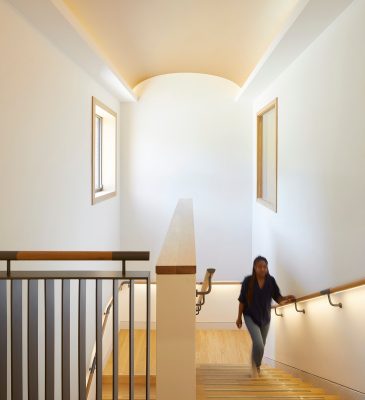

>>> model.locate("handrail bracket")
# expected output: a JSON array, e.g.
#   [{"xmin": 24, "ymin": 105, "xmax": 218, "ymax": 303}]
[
  {"xmin": 294, "ymin": 300, "xmax": 305, "ymax": 314},
  {"xmin": 274, "ymin": 307, "xmax": 283, "ymax": 317},
  {"xmin": 320, "ymin": 288, "xmax": 343, "ymax": 308}
]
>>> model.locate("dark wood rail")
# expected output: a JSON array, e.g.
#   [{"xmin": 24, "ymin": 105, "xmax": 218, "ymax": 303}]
[{"xmin": 0, "ymin": 251, "xmax": 149, "ymax": 261}]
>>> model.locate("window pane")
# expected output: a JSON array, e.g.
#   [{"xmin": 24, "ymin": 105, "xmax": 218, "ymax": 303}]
[
  {"xmin": 261, "ymin": 107, "xmax": 276, "ymax": 205},
  {"xmin": 92, "ymin": 97, "xmax": 117, "ymax": 205},
  {"xmin": 95, "ymin": 116, "xmax": 102, "ymax": 191}
]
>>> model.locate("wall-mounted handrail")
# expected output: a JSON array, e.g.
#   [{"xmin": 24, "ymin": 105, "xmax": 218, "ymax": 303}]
[
  {"xmin": 272, "ymin": 277, "xmax": 365, "ymax": 314},
  {"xmin": 196, "ymin": 268, "xmax": 215, "ymax": 315}
]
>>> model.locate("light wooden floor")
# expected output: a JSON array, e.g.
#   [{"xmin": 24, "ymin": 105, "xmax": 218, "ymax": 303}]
[
  {"xmin": 103, "ymin": 329, "xmax": 252, "ymax": 376},
  {"xmin": 103, "ymin": 329, "xmax": 156, "ymax": 376},
  {"xmin": 102, "ymin": 330, "xmax": 338, "ymax": 400},
  {"xmin": 196, "ymin": 329, "xmax": 251, "ymax": 365}
]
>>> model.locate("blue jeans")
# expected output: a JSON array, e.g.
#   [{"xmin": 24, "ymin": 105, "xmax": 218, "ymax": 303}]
[{"xmin": 244, "ymin": 315, "xmax": 270, "ymax": 368}]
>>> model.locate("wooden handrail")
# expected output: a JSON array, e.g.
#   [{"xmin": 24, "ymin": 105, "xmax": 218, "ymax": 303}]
[
  {"xmin": 0, "ymin": 251, "xmax": 149, "ymax": 261},
  {"xmin": 196, "ymin": 269, "xmax": 215, "ymax": 306},
  {"xmin": 273, "ymin": 277, "xmax": 365, "ymax": 309}
]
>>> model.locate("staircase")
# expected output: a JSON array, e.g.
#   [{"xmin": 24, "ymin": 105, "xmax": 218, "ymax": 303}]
[
  {"xmin": 197, "ymin": 364, "xmax": 338, "ymax": 400},
  {"xmin": 102, "ymin": 363, "xmax": 339, "ymax": 399},
  {"xmin": 101, "ymin": 330, "xmax": 338, "ymax": 400}
]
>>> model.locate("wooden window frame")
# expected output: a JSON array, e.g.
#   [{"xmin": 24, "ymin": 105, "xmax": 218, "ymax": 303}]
[
  {"xmin": 256, "ymin": 98, "xmax": 278, "ymax": 213},
  {"xmin": 92, "ymin": 97, "xmax": 117, "ymax": 205},
  {"xmin": 94, "ymin": 114, "xmax": 103, "ymax": 193}
]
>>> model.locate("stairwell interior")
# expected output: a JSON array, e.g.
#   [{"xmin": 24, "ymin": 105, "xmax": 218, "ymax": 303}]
[{"xmin": 1, "ymin": 0, "xmax": 365, "ymax": 399}]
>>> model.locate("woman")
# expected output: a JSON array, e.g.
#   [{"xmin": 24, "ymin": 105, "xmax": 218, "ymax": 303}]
[{"xmin": 236, "ymin": 256, "xmax": 295, "ymax": 377}]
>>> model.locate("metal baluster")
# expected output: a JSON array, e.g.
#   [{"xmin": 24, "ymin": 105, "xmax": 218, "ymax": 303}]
[
  {"xmin": 11, "ymin": 280, "xmax": 23, "ymax": 400},
  {"xmin": 129, "ymin": 280, "xmax": 135, "ymax": 400},
  {"xmin": 146, "ymin": 277, "xmax": 151, "ymax": 400},
  {"xmin": 62, "ymin": 280, "xmax": 71, "ymax": 400},
  {"xmin": 28, "ymin": 280, "xmax": 39, "ymax": 400},
  {"xmin": 45, "ymin": 280, "xmax": 55, "ymax": 399},
  {"xmin": 96, "ymin": 280, "xmax": 103, "ymax": 400},
  {"xmin": 79, "ymin": 280, "xmax": 86, "ymax": 400},
  {"xmin": 0, "ymin": 280, "xmax": 8, "ymax": 399},
  {"xmin": 113, "ymin": 280, "xmax": 118, "ymax": 400}
]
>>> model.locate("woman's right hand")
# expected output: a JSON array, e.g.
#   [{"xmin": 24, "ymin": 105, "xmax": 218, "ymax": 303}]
[{"xmin": 236, "ymin": 317, "xmax": 242, "ymax": 329}]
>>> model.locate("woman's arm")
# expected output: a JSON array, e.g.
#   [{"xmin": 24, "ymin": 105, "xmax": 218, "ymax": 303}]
[
  {"xmin": 271, "ymin": 277, "xmax": 295, "ymax": 305},
  {"xmin": 236, "ymin": 302, "xmax": 245, "ymax": 329}
]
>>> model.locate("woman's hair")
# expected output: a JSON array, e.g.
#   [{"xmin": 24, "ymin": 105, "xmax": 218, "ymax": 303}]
[{"xmin": 247, "ymin": 256, "xmax": 269, "ymax": 304}]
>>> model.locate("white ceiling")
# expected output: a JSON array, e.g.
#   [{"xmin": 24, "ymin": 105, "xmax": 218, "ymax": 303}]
[{"xmin": 62, "ymin": 0, "xmax": 302, "ymax": 88}]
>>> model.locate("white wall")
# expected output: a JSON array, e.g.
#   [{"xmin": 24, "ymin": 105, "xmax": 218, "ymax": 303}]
[
  {"xmin": 118, "ymin": 283, "xmax": 243, "ymax": 330},
  {"xmin": 120, "ymin": 73, "xmax": 253, "ymax": 281},
  {"xmin": 0, "ymin": 1, "xmax": 124, "ymax": 398},
  {"xmin": 251, "ymin": 0, "xmax": 365, "ymax": 392}
]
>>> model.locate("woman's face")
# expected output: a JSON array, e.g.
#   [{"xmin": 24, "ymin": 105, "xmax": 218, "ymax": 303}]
[{"xmin": 254, "ymin": 260, "xmax": 268, "ymax": 279}]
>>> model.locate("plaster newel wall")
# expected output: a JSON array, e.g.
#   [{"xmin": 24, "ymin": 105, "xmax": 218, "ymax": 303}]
[{"xmin": 156, "ymin": 199, "xmax": 196, "ymax": 400}]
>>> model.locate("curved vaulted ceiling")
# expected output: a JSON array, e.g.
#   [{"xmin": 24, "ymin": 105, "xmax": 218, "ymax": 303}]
[{"xmin": 62, "ymin": 0, "xmax": 301, "ymax": 88}]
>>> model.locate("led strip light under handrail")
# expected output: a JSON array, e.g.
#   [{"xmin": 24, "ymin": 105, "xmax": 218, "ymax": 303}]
[{"xmin": 272, "ymin": 277, "xmax": 365, "ymax": 314}]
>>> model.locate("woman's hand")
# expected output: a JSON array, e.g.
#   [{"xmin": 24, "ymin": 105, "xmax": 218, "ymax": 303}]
[
  {"xmin": 236, "ymin": 317, "xmax": 242, "ymax": 329},
  {"xmin": 280, "ymin": 295, "xmax": 295, "ymax": 305}
]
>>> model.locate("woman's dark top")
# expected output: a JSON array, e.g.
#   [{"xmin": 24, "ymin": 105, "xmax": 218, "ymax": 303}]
[{"xmin": 238, "ymin": 275, "xmax": 282, "ymax": 327}]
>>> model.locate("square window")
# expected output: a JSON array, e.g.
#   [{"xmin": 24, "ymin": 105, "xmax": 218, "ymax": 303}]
[
  {"xmin": 256, "ymin": 98, "xmax": 278, "ymax": 212},
  {"xmin": 92, "ymin": 97, "xmax": 117, "ymax": 204}
]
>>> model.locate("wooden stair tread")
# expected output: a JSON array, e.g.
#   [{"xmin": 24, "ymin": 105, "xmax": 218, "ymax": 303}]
[{"xmin": 196, "ymin": 365, "xmax": 338, "ymax": 400}]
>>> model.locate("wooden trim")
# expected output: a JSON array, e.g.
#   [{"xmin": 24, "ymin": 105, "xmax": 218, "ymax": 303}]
[
  {"xmin": 91, "ymin": 96, "xmax": 117, "ymax": 206},
  {"xmin": 257, "ymin": 98, "xmax": 277, "ymax": 116},
  {"xmin": 257, "ymin": 197, "xmax": 277, "ymax": 213},
  {"xmin": 156, "ymin": 265, "xmax": 196, "ymax": 275},
  {"xmin": 256, "ymin": 115, "xmax": 263, "ymax": 199},
  {"xmin": 0, "ymin": 251, "xmax": 149, "ymax": 261},
  {"xmin": 93, "ymin": 190, "xmax": 117, "ymax": 204},
  {"xmin": 93, "ymin": 97, "xmax": 117, "ymax": 118},
  {"xmin": 256, "ymin": 98, "xmax": 278, "ymax": 213}
]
